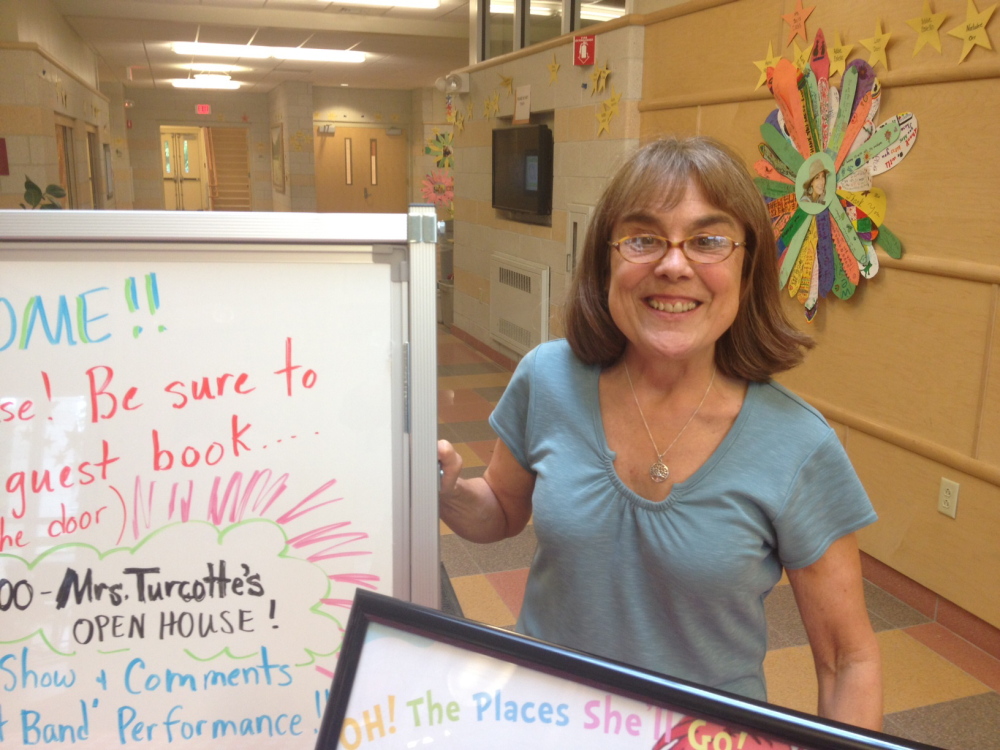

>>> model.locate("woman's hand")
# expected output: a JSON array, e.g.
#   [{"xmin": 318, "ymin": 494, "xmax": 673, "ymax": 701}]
[{"xmin": 437, "ymin": 438, "xmax": 535, "ymax": 544}]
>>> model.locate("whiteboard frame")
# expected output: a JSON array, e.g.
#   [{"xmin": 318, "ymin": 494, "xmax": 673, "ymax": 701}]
[{"xmin": 0, "ymin": 208, "xmax": 439, "ymax": 608}]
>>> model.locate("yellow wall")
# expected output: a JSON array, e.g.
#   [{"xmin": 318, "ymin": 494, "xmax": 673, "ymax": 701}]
[{"xmin": 640, "ymin": 0, "xmax": 1000, "ymax": 628}]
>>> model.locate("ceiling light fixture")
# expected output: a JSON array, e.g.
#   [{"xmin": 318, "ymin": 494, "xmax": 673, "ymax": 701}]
[
  {"xmin": 327, "ymin": 0, "xmax": 440, "ymax": 8},
  {"xmin": 179, "ymin": 62, "xmax": 245, "ymax": 73},
  {"xmin": 172, "ymin": 74, "xmax": 242, "ymax": 90},
  {"xmin": 172, "ymin": 41, "xmax": 365, "ymax": 64},
  {"xmin": 489, "ymin": 0, "xmax": 624, "ymax": 19}
]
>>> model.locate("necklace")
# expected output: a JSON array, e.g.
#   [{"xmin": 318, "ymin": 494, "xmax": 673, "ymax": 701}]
[{"xmin": 623, "ymin": 361, "xmax": 716, "ymax": 483}]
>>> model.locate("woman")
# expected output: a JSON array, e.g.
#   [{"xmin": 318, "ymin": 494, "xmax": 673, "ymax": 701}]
[{"xmin": 438, "ymin": 137, "xmax": 882, "ymax": 730}]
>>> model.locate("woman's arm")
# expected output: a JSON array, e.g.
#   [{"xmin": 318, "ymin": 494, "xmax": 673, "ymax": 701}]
[
  {"xmin": 438, "ymin": 438, "xmax": 535, "ymax": 544},
  {"xmin": 786, "ymin": 533, "xmax": 883, "ymax": 731}
]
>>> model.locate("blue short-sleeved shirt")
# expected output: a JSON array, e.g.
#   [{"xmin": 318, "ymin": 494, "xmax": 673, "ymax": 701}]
[{"xmin": 489, "ymin": 340, "xmax": 876, "ymax": 701}]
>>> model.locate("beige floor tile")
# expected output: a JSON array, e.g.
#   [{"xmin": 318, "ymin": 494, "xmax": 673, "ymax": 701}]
[
  {"xmin": 764, "ymin": 643, "xmax": 817, "ymax": 715},
  {"xmin": 879, "ymin": 629, "xmax": 990, "ymax": 714},
  {"xmin": 455, "ymin": 441, "xmax": 486, "ymax": 468},
  {"xmin": 451, "ymin": 574, "xmax": 514, "ymax": 628}
]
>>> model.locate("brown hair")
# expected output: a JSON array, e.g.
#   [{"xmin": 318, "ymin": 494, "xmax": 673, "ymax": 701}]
[{"xmin": 564, "ymin": 136, "xmax": 812, "ymax": 381}]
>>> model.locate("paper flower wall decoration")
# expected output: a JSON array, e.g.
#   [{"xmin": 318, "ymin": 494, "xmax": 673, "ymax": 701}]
[
  {"xmin": 753, "ymin": 30, "xmax": 919, "ymax": 320},
  {"xmin": 420, "ymin": 170, "xmax": 454, "ymax": 213},
  {"xmin": 424, "ymin": 130, "xmax": 454, "ymax": 169}
]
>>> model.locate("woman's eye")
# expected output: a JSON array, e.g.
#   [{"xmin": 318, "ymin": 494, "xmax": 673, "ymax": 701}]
[
  {"xmin": 632, "ymin": 235, "xmax": 660, "ymax": 248},
  {"xmin": 692, "ymin": 235, "xmax": 728, "ymax": 249}
]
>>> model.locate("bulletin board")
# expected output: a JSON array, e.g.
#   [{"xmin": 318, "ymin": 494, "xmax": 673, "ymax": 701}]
[{"xmin": 0, "ymin": 208, "xmax": 440, "ymax": 748}]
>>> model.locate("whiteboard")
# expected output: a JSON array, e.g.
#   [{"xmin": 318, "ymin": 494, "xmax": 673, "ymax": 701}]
[{"xmin": 0, "ymin": 209, "xmax": 440, "ymax": 748}]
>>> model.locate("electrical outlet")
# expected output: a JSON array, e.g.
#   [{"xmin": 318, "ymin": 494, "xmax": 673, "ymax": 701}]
[{"xmin": 938, "ymin": 478, "xmax": 959, "ymax": 519}]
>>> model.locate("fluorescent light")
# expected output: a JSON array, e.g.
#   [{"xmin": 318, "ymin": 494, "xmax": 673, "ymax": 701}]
[
  {"xmin": 331, "ymin": 0, "xmax": 440, "ymax": 7},
  {"xmin": 172, "ymin": 74, "xmax": 241, "ymax": 89},
  {"xmin": 490, "ymin": 1, "xmax": 624, "ymax": 19},
  {"xmin": 172, "ymin": 41, "xmax": 365, "ymax": 64},
  {"xmin": 179, "ymin": 62, "xmax": 246, "ymax": 73}
]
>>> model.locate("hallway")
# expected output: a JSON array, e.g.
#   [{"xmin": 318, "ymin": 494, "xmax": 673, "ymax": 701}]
[{"xmin": 437, "ymin": 328, "xmax": 1000, "ymax": 750}]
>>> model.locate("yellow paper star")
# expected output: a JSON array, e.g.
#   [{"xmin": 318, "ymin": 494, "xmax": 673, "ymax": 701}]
[
  {"xmin": 596, "ymin": 107, "xmax": 613, "ymax": 136},
  {"xmin": 907, "ymin": 0, "xmax": 948, "ymax": 55},
  {"xmin": 829, "ymin": 31, "xmax": 854, "ymax": 76},
  {"xmin": 548, "ymin": 53, "xmax": 560, "ymax": 84},
  {"xmin": 454, "ymin": 109, "xmax": 466, "ymax": 134},
  {"xmin": 590, "ymin": 61, "xmax": 610, "ymax": 95},
  {"xmin": 752, "ymin": 42, "xmax": 782, "ymax": 90},
  {"xmin": 483, "ymin": 91, "xmax": 500, "ymax": 119},
  {"xmin": 860, "ymin": 19, "xmax": 892, "ymax": 70},
  {"xmin": 947, "ymin": 0, "xmax": 997, "ymax": 62},
  {"xmin": 605, "ymin": 86, "xmax": 622, "ymax": 114},
  {"xmin": 791, "ymin": 40, "xmax": 811, "ymax": 70},
  {"xmin": 499, "ymin": 75, "xmax": 514, "ymax": 96},
  {"xmin": 782, "ymin": 0, "xmax": 815, "ymax": 46},
  {"xmin": 466, "ymin": 101, "xmax": 474, "ymax": 120}
]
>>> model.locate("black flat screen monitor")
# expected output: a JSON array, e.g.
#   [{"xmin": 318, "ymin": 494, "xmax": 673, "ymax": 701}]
[{"xmin": 492, "ymin": 124, "xmax": 553, "ymax": 216}]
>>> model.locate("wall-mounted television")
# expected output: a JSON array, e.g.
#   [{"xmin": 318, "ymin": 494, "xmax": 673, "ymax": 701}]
[{"xmin": 492, "ymin": 124, "xmax": 553, "ymax": 216}]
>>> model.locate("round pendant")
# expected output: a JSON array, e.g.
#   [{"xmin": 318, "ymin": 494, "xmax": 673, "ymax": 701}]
[{"xmin": 649, "ymin": 461, "xmax": 670, "ymax": 483}]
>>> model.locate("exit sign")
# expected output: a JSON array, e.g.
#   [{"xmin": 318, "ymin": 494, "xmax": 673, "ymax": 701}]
[{"xmin": 196, "ymin": 104, "xmax": 211, "ymax": 115}]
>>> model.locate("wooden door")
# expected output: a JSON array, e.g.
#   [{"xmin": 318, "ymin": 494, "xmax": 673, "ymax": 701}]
[
  {"xmin": 161, "ymin": 126, "xmax": 206, "ymax": 211},
  {"xmin": 315, "ymin": 126, "xmax": 408, "ymax": 213}
]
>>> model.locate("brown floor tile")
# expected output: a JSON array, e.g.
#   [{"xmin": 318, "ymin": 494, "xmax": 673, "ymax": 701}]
[
  {"xmin": 454, "ymin": 441, "xmax": 486, "ymax": 468},
  {"xmin": 486, "ymin": 568, "xmax": 530, "ymax": 621},
  {"xmin": 475, "ymin": 385, "xmax": 508, "ymax": 404},
  {"xmin": 439, "ymin": 387, "xmax": 492, "ymax": 407},
  {"xmin": 438, "ymin": 341, "xmax": 492, "ymax": 366},
  {"xmin": 905, "ymin": 623, "xmax": 1000, "ymax": 694},
  {"xmin": 438, "ymin": 361, "xmax": 506, "ymax": 377},
  {"xmin": 439, "ymin": 399, "xmax": 496, "ymax": 423},
  {"xmin": 459, "ymin": 465, "xmax": 486, "ymax": 479},
  {"xmin": 438, "ymin": 372, "xmax": 512, "ymax": 390},
  {"xmin": 468, "ymin": 438, "xmax": 498, "ymax": 464},
  {"xmin": 864, "ymin": 580, "xmax": 933, "ymax": 630},
  {"xmin": 447, "ymin": 420, "xmax": 499, "ymax": 443},
  {"xmin": 440, "ymin": 534, "xmax": 480, "ymax": 578},
  {"xmin": 764, "ymin": 585, "xmax": 809, "ymax": 649}
]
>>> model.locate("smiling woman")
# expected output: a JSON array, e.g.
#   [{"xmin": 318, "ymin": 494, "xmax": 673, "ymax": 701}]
[{"xmin": 439, "ymin": 137, "xmax": 884, "ymax": 732}]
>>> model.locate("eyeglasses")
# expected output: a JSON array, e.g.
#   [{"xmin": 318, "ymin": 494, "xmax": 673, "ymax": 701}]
[{"xmin": 610, "ymin": 234, "xmax": 744, "ymax": 265}]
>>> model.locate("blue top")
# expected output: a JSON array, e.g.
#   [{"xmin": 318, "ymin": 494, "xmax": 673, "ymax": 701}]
[{"xmin": 489, "ymin": 340, "xmax": 876, "ymax": 701}]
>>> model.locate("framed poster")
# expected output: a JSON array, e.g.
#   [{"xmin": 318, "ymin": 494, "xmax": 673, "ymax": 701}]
[
  {"xmin": 271, "ymin": 123, "xmax": 285, "ymax": 193},
  {"xmin": 317, "ymin": 590, "xmax": 940, "ymax": 750}
]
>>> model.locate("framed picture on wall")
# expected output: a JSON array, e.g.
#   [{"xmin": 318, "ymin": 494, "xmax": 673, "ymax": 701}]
[
  {"xmin": 271, "ymin": 123, "xmax": 285, "ymax": 193},
  {"xmin": 316, "ymin": 590, "xmax": 939, "ymax": 750},
  {"xmin": 103, "ymin": 143, "xmax": 114, "ymax": 200}
]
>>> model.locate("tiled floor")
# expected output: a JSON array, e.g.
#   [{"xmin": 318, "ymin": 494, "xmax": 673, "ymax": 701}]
[{"xmin": 436, "ymin": 328, "xmax": 1000, "ymax": 750}]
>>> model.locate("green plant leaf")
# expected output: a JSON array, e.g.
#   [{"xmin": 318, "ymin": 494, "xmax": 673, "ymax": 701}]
[
  {"xmin": 45, "ymin": 185, "xmax": 67, "ymax": 198},
  {"xmin": 39, "ymin": 202, "xmax": 61, "ymax": 209},
  {"xmin": 23, "ymin": 177, "xmax": 43, "ymax": 208}
]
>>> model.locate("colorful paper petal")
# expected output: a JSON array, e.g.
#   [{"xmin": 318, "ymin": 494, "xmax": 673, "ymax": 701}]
[
  {"xmin": 868, "ymin": 113, "xmax": 918, "ymax": 174},
  {"xmin": 875, "ymin": 223, "xmax": 903, "ymax": 258}
]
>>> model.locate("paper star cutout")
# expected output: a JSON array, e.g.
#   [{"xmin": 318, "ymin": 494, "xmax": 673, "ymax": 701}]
[
  {"xmin": 466, "ymin": 101, "xmax": 474, "ymax": 119},
  {"xmin": 907, "ymin": 0, "xmax": 948, "ymax": 55},
  {"xmin": 752, "ymin": 42, "xmax": 782, "ymax": 90},
  {"xmin": 860, "ymin": 19, "xmax": 892, "ymax": 70},
  {"xmin": 483, "ymin": 91, "xmax": 500, "ymax": 118},
  {"xmin": 589, "ymin": 61, "xmax": 610, "ymax": 95},
  {"xmin": 454, "ymin": 109, "xmax": 466, "ymax": 134},
  {"xmin": 548, "ymin": 53, "xmax": 560, "ymax": 84},
  {"xmin": 791, "ymin": 40, "xmax": 811, "ymax": 70},
  {"xmin": 605, "ymin": 86, "xmax": 622, "ymax": 111},
  {"xmin": 828, "ymin": 30, "xmax": 854, "ymax": 76},
  {"xmin": 782, "ymin": 0, "xmax": 815, "ymax": 46},
  {"xmin": 947, "ymin": 0, "xmax": 996, "ymax": 62},
  {"xmin": 596, "ymin": 107, "xmax": 613, "ymax": 136},
  {"xmin": 499, "ymin": 74, "xmax": 514, "ymax": 96}
]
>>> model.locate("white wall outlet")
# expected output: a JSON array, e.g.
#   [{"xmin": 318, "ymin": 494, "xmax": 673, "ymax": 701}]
[{"xmin": 938, "ymin": 478, "xmax": 959, "ymax": 519}]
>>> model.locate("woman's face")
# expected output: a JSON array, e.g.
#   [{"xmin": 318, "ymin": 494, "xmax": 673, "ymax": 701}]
[{"xmin": 607, "ymin": 182, "xmax": 745, "ymax": 366}]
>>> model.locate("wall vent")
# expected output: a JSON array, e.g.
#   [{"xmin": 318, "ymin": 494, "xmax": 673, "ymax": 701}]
[{"xmin": 489, "ymin": 253, "xmax": 549, "ymax": 356}]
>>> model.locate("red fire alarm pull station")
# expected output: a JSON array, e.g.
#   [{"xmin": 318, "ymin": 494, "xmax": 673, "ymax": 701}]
[
  {"xmin": 574, "ymin": 35, "xmax": 596, "ymax": 66},
  {"xmin": 196, "ymin": 104, "xmax": 212, "ymax": 115}
]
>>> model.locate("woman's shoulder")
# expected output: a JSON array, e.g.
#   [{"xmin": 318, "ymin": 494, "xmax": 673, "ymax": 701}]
[
  {"xmin": 746, "ymin": 380, "xmax": 835, "ymax": 443},
  {"xmin": 522, "ymin": 339, "xmax": 592, "ymax": 373}
]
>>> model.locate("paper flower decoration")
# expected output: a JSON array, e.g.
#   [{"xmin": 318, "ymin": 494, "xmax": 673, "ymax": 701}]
[
  {"xmin": 424, "ymin": 130, "xmax": 454, "ymax": 169},
  {"xmin": 420, "ymin": 170, "xmax": 454, "ymax": 212},
  {"xmin": 753, "ymin": 29, "xmax": 919, "ymax": 320}
]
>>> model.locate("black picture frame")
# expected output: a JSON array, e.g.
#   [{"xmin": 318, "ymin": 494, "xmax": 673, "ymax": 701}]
[{"xmin": 316, "ymin": 589, "xmax": 940, "ymax": 750}]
